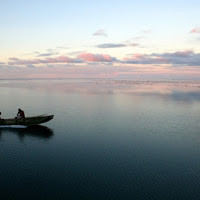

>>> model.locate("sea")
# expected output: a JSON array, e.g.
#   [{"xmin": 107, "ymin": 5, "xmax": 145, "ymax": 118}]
[{"xmin": 0, "ymin": 79, "xmax": 200, "ymax": 200}]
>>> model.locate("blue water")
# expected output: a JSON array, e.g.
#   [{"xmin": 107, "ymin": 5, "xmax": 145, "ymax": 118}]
[{"xmin": 0, "ymin": 79, "xmax": 200, "ymax": 199}]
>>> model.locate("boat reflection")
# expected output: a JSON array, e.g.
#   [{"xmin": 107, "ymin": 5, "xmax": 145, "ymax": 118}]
[{"xmin": 0, "ymin": 125, "xmax": 54, "ymax": 141}]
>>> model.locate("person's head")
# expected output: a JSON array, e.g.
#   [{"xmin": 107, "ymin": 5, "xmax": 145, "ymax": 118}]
[
  {"xmin": 18, "ymin": 109, "xmax": 21, "ymax": 112},
  {"xmin": 0, "ymin": 112, "xmax": 1, "ymax": 115}
]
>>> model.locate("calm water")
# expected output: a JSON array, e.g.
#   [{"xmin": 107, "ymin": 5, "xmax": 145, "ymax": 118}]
[{"xmin": 0, "ymin": 79, "xmax": 200, "ymax": 200}]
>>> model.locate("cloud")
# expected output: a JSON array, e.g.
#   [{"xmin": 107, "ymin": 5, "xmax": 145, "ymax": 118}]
[
  {"xmin": 97, "ymin": 43, "xmax": 127, "ymax": 48},
  {"xmin": 128, "ymin": 43, "xmax": 140, "ymax": 47},
  {"xmin": 8, "ymin": 53, "xmax": 117, "ymax": 65},
  {"xmin": 123, "ymin": 50, "xmax": 200, "ymax": 66},
  {"xmin": 190, "ymin": 27, "xmax": 200, "ymax": 34},
  {"xmin": 9, "ymin": 57, "xmax": 20, "ymax": 61},
  {"xmin": 33, "ymin": 50, "xmax": 59, "ymax": 57},
  {"xmin": 36, "ymin": 53, "xmax": 59, "ymax": 57},
  {"xmin": 124, "ymin": 40, "xmax": 140, "ymax": 47},
  {"xmin": 0, "ymin": 62, "xmax": 5, "ymax": 64},
  {"xmin": 46, "ymin": 56, "xmax": 82, "ymax": 63},
  {"xmin": 67, "ymin": 51, "xmax": 86, "ymax": 56},
  {"xmin": 31, "ymin": 48, "xmax": 65, "ymax": 57},
  {"xmin": 6, "ymin": 50, "xmax": 200, "ymax": 67},
  {"xmin": 26, "ymin": 64, "xmax": 36, "ymax": 68},
  {"xmin": 142, "ymin": 29, "xmax": 152, "ymax": 34},
  {"xmin": 96, "ymin": 41, "xmax": 139, "ymax": 48},
  {"xmin": 93, "ymin": 29, "xmax": 108, "ymax": 37},
  {"xmin": 78, "ymin": 52, "xmax": 116, "ymax": 62},
  {"xmin": 8, "ymin": 56, "xmax": 82, "ymax": 65},
  {"xmin": 170, "ymin": 50, "xmax": 193, "ymax": 57}
]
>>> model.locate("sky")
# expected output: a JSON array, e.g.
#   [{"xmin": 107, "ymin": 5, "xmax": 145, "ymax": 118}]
[{"xmin": 0, "ymin": 0, "xmax": 200, "ymax": 79}]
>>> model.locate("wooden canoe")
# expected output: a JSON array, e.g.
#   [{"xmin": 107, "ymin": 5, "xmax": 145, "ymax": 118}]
[{"xmin": 0, "ymin": 115, "xmax": 54, "ymax": 126}]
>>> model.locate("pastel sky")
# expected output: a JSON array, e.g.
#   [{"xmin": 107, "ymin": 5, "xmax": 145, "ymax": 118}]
[{"xmin": 1, "ymin": 0, "xmax": 200, "ymax": 79}]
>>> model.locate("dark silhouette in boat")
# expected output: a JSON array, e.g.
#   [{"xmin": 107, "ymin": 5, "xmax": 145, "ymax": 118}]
[
  {"xmin": 0, "ymin": 125, "xmax": 54, "ymax": 140},
  {"xmin": 16, "ymin": 108, "xmax": 25, "ymax": 119},
  {"xmin": 0, "ymin": 114, "xmax": 54, "ymax": 126}
]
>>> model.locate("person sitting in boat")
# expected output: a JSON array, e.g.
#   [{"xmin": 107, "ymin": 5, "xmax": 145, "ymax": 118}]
[
  {"xmin": 0, "ymin": 112, "xmax": 4, "ymax": 121},
  {"xmin": 16, "ymin": 109, "xmax": 25, "ymax": 119}
]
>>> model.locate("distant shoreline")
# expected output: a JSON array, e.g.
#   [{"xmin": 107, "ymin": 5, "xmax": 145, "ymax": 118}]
[{"xmin": 0, "ymin": 78, "xmax": 200, "ymax": 81}]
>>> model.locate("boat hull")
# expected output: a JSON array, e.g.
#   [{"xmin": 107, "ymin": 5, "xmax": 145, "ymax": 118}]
[{"xmin": 0, "ymin": 115, "xmax": 54, "ymax": 126}]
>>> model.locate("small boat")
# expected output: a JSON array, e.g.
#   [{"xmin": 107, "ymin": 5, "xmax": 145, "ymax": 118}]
[{"xmin": 0, "ymin": 114, "xmax": 54, "ymax": 126}]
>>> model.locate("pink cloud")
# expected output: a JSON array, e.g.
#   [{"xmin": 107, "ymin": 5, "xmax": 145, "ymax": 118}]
[
  {"xmin": 8, "ymin": 56, "xmax": 81, "ymax": 65},
  {"xmin": 8, "ymin": 53, "xmax": 117, "ymax": 66},
  {"xmin": 123, "ymin": 50, "xmax": 200, "ymax": 66},
  {"xmin": 9, "ymin": 57, "xmax": 20, "ymax": 61},
  {"xmin": 123, "ymin": 53, "xmax": 169, "ymax": 64},
  {"xmin": 78, "ymin": 53, "xmax": 115, "ymax": 62},
  {"xmin": 124, "ymin": 53, "xmax": 146, "ymax": 61},
  {"xmin": 153, "ymin": 57, "xmax": 170, "ymax": 64},
  {"xmin": 7, "ymin": 50, "xmax": 200, "ymax": 68},
  {"xmin": 173, "ymin": 50, "xmax": 193, "ymax": 57},
  {"xmin": 190, "ymin": 27, "xmax": 200, "ymax": 33},
  {"xmin": 131, "ymin": 53, "xmax": 145, "ymax": 60},
  {"xmin": 46, "ymin": 56, "xmax": 76, "ymax": 63}
]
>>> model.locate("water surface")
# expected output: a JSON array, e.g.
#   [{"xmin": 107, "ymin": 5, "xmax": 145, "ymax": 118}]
[{"xmin": 0, "ymin": 79, "xmax": 200, "ymax": 199}]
